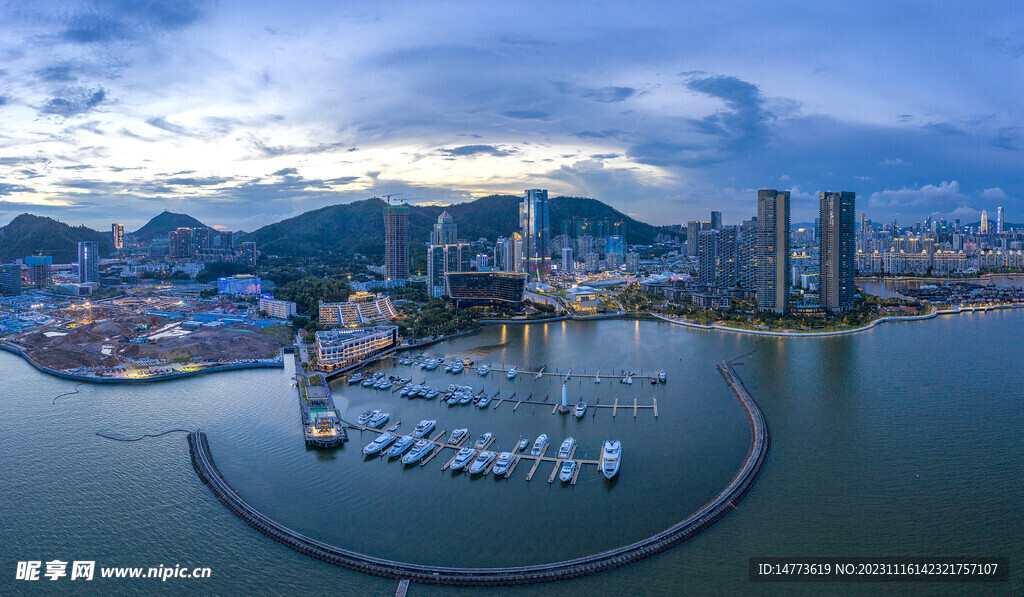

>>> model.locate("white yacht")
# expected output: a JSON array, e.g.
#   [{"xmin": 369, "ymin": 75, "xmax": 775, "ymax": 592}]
[
  {"xmin": 362, "ymin": 432, "xmax": 396, "ymax": 456},
  {"xmin": 477, "ymin": 393, "xmax": 493, "ymax": 408},
  {"xmin": 445, "ymin": 362, "xmax": 454, "ymax": 372},
  {"xmin": 412, "ymin": 419, "xmax": 436, "ymax": 438},
  {"xmin": 348, "ymin": 373, "xmax": 364, "ymax": 384},
  {"xmin": 356, "ymin": 409, "xmax": 378, "ymax": 425},
  {"xmin": 451, "ymin": 362, "xmax": 464, "ymax": 374},
  {"xmin": 492, "ymin": 452, "xmax": 515, "ymax": 476},
  {"xmin": 473, "ymin": 432, "xmax": 493, "ymax": 449},
  {"xmin": 386, "ymin": 435, "xmax": 415, "ymax": 459},
  {"xmin": 468, "ymin": 451, "xmax": 496, "ymax": 475},
  {"xmin": 559, "ymin": 460, "xmax": 577, "ymax": 482},
  {"xmin": 530, "ymin": 434, "xmax": 549, "ymax": 457},
  {"xmin": 425, "ymin": 389, "xmax": 439, "ymax": 400},
  {"xmin": 658, "ymin": 370, "xmax": 667, "ymax": 383},
  {"xmin": 450, "ymin": 448, "xmax": 477, "ymax": 471},
  {"xmin": 515, "ymin": 438, "xmax": 529, "ymax": 452},
  {"xmin": 557, "ymin": 437, "xmax": 576, "ymax": 459},
  {"xmin": 506, "ymin": 367, "xmax": 518, "ymax": 380},
  {"xmin": 368, "ymin": 411, "xmax": 390, "ymax": 427},
  {"xmin": 600, "ymin": 440, "xmax": 621, "ymax": 479},
  {"xmin": 573, "ymin": 401, "xmax": 587, "ymax": 418},
  {"xmin": 447, "ymin": 428, "xmax": 469, "ymax": 445},
  {"xmin": 478, "ymin": 364, "xmax": 490, "ymax": 376},
  {"xmin": 402, "ymin": 440, "xmax": 433, "ymax": 464}
]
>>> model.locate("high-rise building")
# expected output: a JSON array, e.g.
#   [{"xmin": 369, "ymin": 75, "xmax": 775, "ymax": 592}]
[
  {"xmin": 997, "ymin": 207, "xmax": 1004, "ymax": 234},
  {"xmin": 193, "ymin": 227, "xmax": 212, "ymax": 252},
  {"xmin": 718, "ymin": 226, "xmax": 738, "ymax": 287},
  {"xmin": 432, "ymin": 211, "xmax": 458, "ymax": 245},
  {"xmin": 710, "ymin": 211, "xmax": 722, "ymax": 230},
  {"xmin": 25, "ymin": 255, "xmax": 52, "ymax": 288},
  {"xmin": 756, "ymin": 190, "xmax": 790, "ymax": 313},
  {"xmin": 384, "ymin": 203, "xmax": 409, "ymax": 280},
  {"xmin": 240, "ymin": 241, "xmax": 257, "ymax": 268},
  {"xmin": 0, "ymin": 264, "xmax": 21, "ymax": 296},
  {"xmin": 980, "ymin": 210, "xmax": 989, "ymax": 234},
  {"xmin": 819, "ymin": 191, "xmax": 856, "ymax": 312},
  {"xmin": 78, "ymin": 241, "xmax": 99, "ymax": 283},
  {"xmin": 605, "ymin": 235, "xmax": 625, "ymax": 257},
  {"xmin": 427, "ymin": 212, "xmax": 470, "ymax": 295},
  {"xmin": 738, "ymin": 218, "xmax": 758, "ymax": 289},
  {"xmin": 625, "ymin": 251, "xmax": 640, "ymax": 272},
  {"xmin": 561, "ymin": 247, "xmax": 575, "ymax": 273},
  {"xmin": 697, "ymin": 230, "xmax": 718, "ymax": 285},
  {"xmin": 111, "ymin": 223, "xmax": 124, "ymax": 250},
  {"xmin": 520, "ymin": 189, "xmax": 550, "ymax": 281}
]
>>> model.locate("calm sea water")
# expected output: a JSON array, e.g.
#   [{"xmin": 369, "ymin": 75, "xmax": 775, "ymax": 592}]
[
  {"xmin": 1, "ymin": 315, "xmax": 1021, "ymax": 596},
  {"xmin": 858, "ymin": 274, "xmax": 1024, "ymax": 299}
]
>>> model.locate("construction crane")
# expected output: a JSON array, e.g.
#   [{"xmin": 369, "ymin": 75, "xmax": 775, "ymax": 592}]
[{"xmin": 381, "ymin": 193, "xmax": 403, "ymax": 205}]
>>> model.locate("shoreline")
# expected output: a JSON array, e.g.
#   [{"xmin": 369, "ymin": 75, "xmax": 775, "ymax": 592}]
[
  {"xmin": 0, "ymin": 343, "xmax": 284, "ymax": 384},
  {"xmin": 856, "ymin": 273, "xmax": 1024, "ymax": 283}
]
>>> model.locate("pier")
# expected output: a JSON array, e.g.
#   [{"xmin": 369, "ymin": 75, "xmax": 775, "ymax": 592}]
[{"xmin": 187, "ymin": 360, "xmax": 768, "ymax": 586}]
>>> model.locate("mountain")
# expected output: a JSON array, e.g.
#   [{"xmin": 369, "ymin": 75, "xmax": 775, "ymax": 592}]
[
  {"xmin": 244, "ymin": 195, "xmax": 665, "ymax": 259},
  {"xmin": 0, "ymin": 214, "xmax": 113, "ymax": 264},
  {"xmin": 132, "ymin": 211, "xmax": 211, "ymax": 241}
]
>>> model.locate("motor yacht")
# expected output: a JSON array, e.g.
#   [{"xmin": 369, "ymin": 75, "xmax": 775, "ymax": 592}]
[
  {"xmin": 348, "ymin": 373, "xmax": 364, "ymax": 384},
  {"xmin": 412, "ymin": 419, "xmax": 436, "ymax": 438},
  {"xmin": 478, "ymin": 364, "xmax": 490, "ymax": 376},
  {"xmin": 459, "ymin": 392, "xmax": 473, "ymax": 405},
  {"xmin": 450, "ymin": 448, "xmax": 477, "ymax": 471},
  {"xmin": 506, "ymin": 367, "xmax": 518, "ymax": 379},
  {"xmin": 356, "ymin": 409, "xmax": 378, "ymax": 425},
  {"xmin": 447, "ymin": 428, "xmax": 469, "ymax": 444},
  {"xmin": 362, "ymin": 432, "xmax": 396, "ymax": 455},
  {"xmin": 468, "ymin": 451, "xmax": 496, "ymax": 475},
  {"xmin": 402, "ymin": 440, "xmax": 433, "ymax": 464},
  {"xmin": 600, "ymin": 440, "xmax": 621, "ymax": 479},
  {"xmin": 451, "ymin": 362, "xmax": 464, "ymax": 374},
  {"xmin": 492, "ymin": 452, "xmax": 515, "ymax": 475},
  {"xmin": 368, "ymin": 411, "xmax": 390, "ymax": 427},
  {"xmin": 425, "ymin": 389, "xmax": 439, "ymax": 400},
  {"xmin": 473, "ymin": 432, "xmax": 493, "ymax": 449},
  {"xmin": 658, "ymin": 370, "xmax": 667, "ymax": 383},
  {"xmin": 557, "ymin": 437, "xmax": 576, "ymax": 459},
  {"xmin": 515, "ymin": 438, "xmax": 528, "ymax": 452},
  {"xmin": 477, "ymin": 393, "xmax": 493, "ymax": 408},
  {"xmin": 444, "ymin": 362, "xmax": 454, "ymax": 372},
  {"xmin": 530, "ymin": 434, "xmax": 549, "ymax": 456},
  {"xmin": 573, "ymin": 401, "xmax": 586, "ymax": 418},
  {"xmin": 559, "ymin": 460, "xmax": 577, "ymax": 482},
  {"xmin": 387, "ymin": 435, "xmax": 415, "ymax": 458}
]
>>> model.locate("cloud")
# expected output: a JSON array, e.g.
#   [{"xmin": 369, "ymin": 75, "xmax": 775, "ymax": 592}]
[
  {"xmin": 39, "ymin": 87, "xmax": 107, "ymax": 117},
  {"xmin": 0, "ymin": 182, "xmax": 32, "ymax": 195},
  {"xmin": 571, "ymin": 129, "xmax": 623, "ymax": 139},
  {"xmin": 988, "ymin": 31, "xmax": 1024, "ymax": 59},
  {"xmin": 60, "ymin": 0, "xmax": 206, "ymax": 43},
  {"xmin": 881, "ymin": 158, "xmax": 907, "ymax": 166},
  {"xmin": 589, "ymin": 153, "xmax": 621, "ymax": 160},
  {"xmin": 0, "ymin": 95, "xmax": 10, "ymax": 106},
  {"xmin": 581, "ymin": 86, "xmax": 639, "ymax": 103},
  {"xmin": 437, "ymin": 145, "xmax": 515, "ymax": 157},
  {"xmin": 35, "ymin": 65, "xmax": 78, "ymax": 82},
  {"xmin": 272, "ymin": 168, "xmax": 298, "ymax": 176},
  {"xmin": 502, "ymin": 110, "xmax": 549, "ymax": 120},
  {"xmin": 868, "ymin": 181, "xmax": 967, "ymax": 209},
  {"xmin": 980, "ymin": 187, "xmax": 1009, "ymax": 201},
  {"xmin": 145, "ymin": 117, "xmax": 189, "ymax": 135}
]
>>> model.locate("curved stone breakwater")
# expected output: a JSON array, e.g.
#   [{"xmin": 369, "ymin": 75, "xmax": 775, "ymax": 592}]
[{"xmin": 187, "ymin": 360, "xmax": 769, "ymax": 586}]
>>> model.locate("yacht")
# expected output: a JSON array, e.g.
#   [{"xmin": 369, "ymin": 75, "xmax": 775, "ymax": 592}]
[
  {"xmin": 356, "ymin": 409, "xmax": 378, "ymax": 425},
  {"xmin": 557, "ymin": 437, "xmax": 576, "ymax": 459},
  {"xmin": 459, "ymin": 392, "xmax": 473, "ymax": 405},
  {"xmin": 362, "ymin": 432, "xmax": 396, "ymax": 456},
  {"xmin": 387, "ymin": 435, "xmax": 415, "ymax": 459},
  {"xmin": 462, "ymin": 357, "xmax": 474, "ymax": 366},
  {"xmin": 447, "ymin": 428, "xmax": 469, "ymax": 445},
  {"xmin": 473, "ymin": 432, "xmax": 493, "ymax": 449},
  {"xmin": 559, "ymin": 460, "xmax": 577, "ymax": 482},
  {"xmin": 492, "ymin": 452, "xmax": 515, "ymax": 476},
  {"xmin": 361, "ymin": 378, "xmax": 376, "ymax": 387},
  {"xmin": 450, "ymin": 448, "xmax": 477, "ymax": 471},
  {"xmin": 506, "ymin": 367, "xmax": 518, "ymax": 380},
  {"xmin": 650, "ymin": 376, "xmax": 658, "ymax": 385},
  {"xmin": 451, "ymin": 362, "xmax": 464, "ymax": 374},
  {"xmin": 424, "ymin": 361, "xmax": 439, "ymax": 371},
  {"xmin": 444, "ymin": 362, "xmax": 454, "ymax": 372},
  {"xmin": 446, "ymin": 393, "xmax": 461, "ymax": 406},
  {"xmin": 348, "ymin": 373, "xmax": 364, "ymax": 384},
  {"xmin": 573, "ymin": 401, "xmax": 587, "ymax": 418},
  {"xmin": 658, "ymin": 370, "xmax": 667, "ymax": 383},
  {"xmin": 425, "ymin": 389, "xmax": 439, "ymax": 400},
  {"xmin": 477, "ymin": 364, "xmax": 490, "ymax": 376},
  {"xmin": 368, "ymin": 411, "xmax": 390, "ymax": 427},
  {"xmin": 401, "ymin": 384, "xmax": 417, "ymax": 397},
  {"xmin": 477, "ymin": 393, "xmax": 493, "ymax": 408},
  {"xmin": 530, "ymin": 434, "xmax": 549, "ymax": 456},
  {"xmin": 402, "ymin": 440, "xmax": 433, "ymax": 464},
  {"xmin": 468, "ymin": 451, "xmax": 496, "ymax": 475},
  {"xmin": 595, "ymin": 371, "xmax": 601, "ymax": 384},
  {"xmin": 379, "ymin": 380, "xmax": 393, "ymax": 390},
  {"xmin": 515, "ymin": 438, "xmax": 529, "ymax": 452},
  {"xmin": 600, "ymin": 440, "xmax": 621, "ymax": 479},
  {"xmin": 412, "ymin": 419, "xmax": 436, "ymax": 438}
]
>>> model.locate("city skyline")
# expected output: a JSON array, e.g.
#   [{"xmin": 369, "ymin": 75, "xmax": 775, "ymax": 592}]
[{"xmin": 0, "ymin": 2, "xmax": 1021, "ymax": 231}]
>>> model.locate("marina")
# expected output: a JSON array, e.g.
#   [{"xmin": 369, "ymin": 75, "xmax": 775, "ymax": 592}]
[{"xmin": 298, "ymin": 374, "xmax": 347, "ymax": 448}]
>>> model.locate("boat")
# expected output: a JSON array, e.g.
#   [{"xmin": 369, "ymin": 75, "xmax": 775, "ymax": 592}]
[
  {"xmin": 402, "ymin": 440, "xmax": 433, "ymax": 464},
  {"xmin": 492, "ymin": 452, "xmax": 514, "ymax": 475},
  {"xmin": 515, "ymin": 438, "xmax": 528, "ymax": 452},
  {"xmin": 450, "ymin": 448, "xmax": 477, "ymax": 471},
  {"xmin": 530, "ymin": 434, "xmax": 549, "ymax": 456},
  {"xmin": 559, "ymin": 460, "xmax": 577, "ymax": 482},
  {"xmin": 425, "ymin": 361, "xmax": 439, "ymax": 370},
  {"xmin": 573, "ymin": 401, "xmax": 586, "ymax": 418},
  {"xmin": 620, "ymin": 373, "xmax": 633, "ymax": 385},
  {"xmin": 444, "ymin": 362, "xmax": 454, "ymax": 372},
  {"xmin": 380, "ymin": 380, "xmax": 393, "ymax": 389},
  {"xmin": 387, "ymin": 435, "xmax": 415, "ymax": 458},
  {"xmin": 557, "ymin": 436, "xmax": 576, "ymax": 459},
  {"xmin": 600, "ymin": 440, "xmax": 621, "ymax": 479},
  {"xmin": 506, "ymin": 367, "xmax": 518, "ymax": 379},
  {"xmin": 368, "ymin": 411, "xmax": 390, "ymax": 427},
  {"xmin": 401, "ymin": 385, "xmax": 416, "ymax": 397},
  {"xmin": 417, "ymin": 386, "xmax": 430, "ymax": 397},
  {"xmin": 356, "ymin": 409, "xmax": 378, "ymax": 425},
  {"xmin": 473, "ymin": 432, "xmax": 493, "ymax": 449},
  {"xmin": 425, "ymin": 389, "xmax": 439, "ymax": 400},
  {"xmin": 412, "ymin": 419, "xmax": 436, "ymax": 438},
  {"xmin": 387, "ymin": 423, "xmax": 400, "ymax": 433},
  {"xmin": 650, "ymin": 376, "xmax": 658, "ymax": 385},
  {"xmin": 348, "ymin": 373, "xmax": 364, "ymax": 384},
  {"xmin": 451, "ymin": 362, "xmax": 464, "ymax": 374},
  {"xmin": 462, "ymin": 357, "xmax": 474, "ymax": 366},
  {"xmin": 447, "ymin": 428, "xmax": 469, "ymax": 444},
  {"xmin": 468, "ymin": 451, "xmax": 496, "ymax": 474},
  {"xmin": 477, "ymin": 393, "xmax": 493, "ymax": 408},
  {"xmin": 595, "ymin": 373, "xmax": 601, "ymax": 384},
  {"xmin": 658, "ymin": 370, "xmax": 667, "ymax": 383},
  {"xmin": 478, "ymin": 364, "xmax": 490, "ymax": 376},
  {"xmin": 459, "ymin": 392, "xmax": 473, "ymax": 405},
  {"xmin": 362, "ymin": 432, "xmax": 396, "ymax": 455},
  {"xmin": 446, "ymin": 393, "xmax": 461, "ymax": 405},
  {"xmin": 361, "ymin": 378, "xmax": 375, "ymax": 387}
]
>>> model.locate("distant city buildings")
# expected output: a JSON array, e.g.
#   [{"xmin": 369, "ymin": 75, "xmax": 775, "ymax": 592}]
[
  {"xmin": 756, "ymin": 189, "xmax": 791, "ymax": 313},
  {"xmin": 520, "ymin": 189, "xmax": 550, "ymax": 281},
  {"xmin": 25, "ymin": 255, "xmax": 52, "ymax": 288},
  {"xmin": 112, "ymin": 223, "xmax": 124, "ymax": 250},
  {"xmin": 819, "ymin": 191, "xmax": 856, "ymax": 312},
  {"xmin": 0, "ymin": 264, "xmax": 21, "ymax": 296},
  {"xmin": 259, "ymin": 296, "xmax": 297, "ymax": 319},
  {"xmin": 384, "ymin": 202, "xmax": 410, "ymax": 281},
  {"xmin": 217, "ymin": 274, "xmax": 261, "ymax": 295},
  {"xmin": 240, "ymin": 241, "xmax": 257, "ymax": 269},
  {"xmin": 77, "ymin": 241, "xmax": 99, "ymax": 283},
  {"xmin": 427, "ymin": 212, "xmax": 471, "ymax": 296}
]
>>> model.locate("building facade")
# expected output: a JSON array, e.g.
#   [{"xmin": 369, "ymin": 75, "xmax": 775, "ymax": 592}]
[
  {"xmin": 520, "ymin": 189, "xmax": 550, "ymax": 281},
  {"xmin": 25, "ymin": 255, "xmax": 52, "ymax": 288},
  {"xmin": 756, "ymin": 190, "xmax": 790, "ymax": 313},
  {"xmin": 259, "ymin": 297, "xmax": 297, "ymax": 319},
  {"xmin": 384, "ymin": 203, "xmax": 410, "ymax": 281},
  {"xmin": 78, "ymin": 241, "xmax": 99, "ymax": 284},
  {"xmin": 0, "ymin": 264, "xmax": 21, "ymax": 296},
  {"xmin": 112, "ymin": 223, "xmax": 124, "ymax": 250},
  {"xmin": 819, "ymin": 191, "xmax": 856, "ymax": 312},
  {"xmin": 240, "ymin": 241, "xmax": 257, "ymax": 268},
  {"xmin": 315, "ymin": 326, "xmax": 398, "ymax": 373},
  {"xmin": 217, "ymin": 274, "xmax": 261, "ymax": 295},
  {"xmin": 444, "ymin": 271, "xmax": 527, "ymax": 308}
]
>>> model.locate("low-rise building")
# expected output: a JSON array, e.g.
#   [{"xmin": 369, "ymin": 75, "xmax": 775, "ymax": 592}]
[
  {"xmin": 314, "ymin": 326, "xmax": 398, "ymax": 373},
  {"xmin": 259, "ymin": 296, "xmax": 297, "ymax": 319}
]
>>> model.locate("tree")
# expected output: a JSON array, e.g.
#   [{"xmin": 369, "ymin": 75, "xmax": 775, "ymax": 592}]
[{"xmin": 274, "ymin": 277, "xmax": 351, "ymax": 317}]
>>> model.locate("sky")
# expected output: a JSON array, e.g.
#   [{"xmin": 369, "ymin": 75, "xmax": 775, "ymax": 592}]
[{"xmin": 0, "ymin": 1, "xmax": 1022, "ymax": 232}]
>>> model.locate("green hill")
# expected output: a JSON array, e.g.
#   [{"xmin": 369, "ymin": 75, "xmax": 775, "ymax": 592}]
[
  {"xmin": 0, "ymin": 214, "xmax": 113, "ymax": 264},
  {"xmin": 244, "ymin": 195, "xmax": 663, "ymax": 259},
  {"xmin": 132, "ymin": 210, "xmax": 211, "ymax": 241}
]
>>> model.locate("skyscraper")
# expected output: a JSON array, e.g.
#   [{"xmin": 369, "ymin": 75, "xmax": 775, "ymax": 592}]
[
  {"xmin": 710, "ymin": 211, "xmax": 722, "ymax": 230},
  {"xmin": 520, "ymin": 189, "xmax": 550, "ymax": 281},
  {"xmin": 738, "ymin": 218, "xmax": 758, "ymax": 289},
  {"xmin": 697, "ymin": 229, "xmax": 718, "ymax": 285},
  {"xmin": 756, "ymin": 190, "xmax": 790, "ymax": 313},
  {"xmin": 384, "ymin": 202, "xmax": 410, "ymax": 281},
  {"xmin": 686, "ymin": 221, "xmax": 700, "ymax": 257},
  {"xmin": 819, "ymin": 191, "xmax": 856, "ymax": 312},
  {"xmin": 427, "ymin": 212, "xmax": 470, "ymax": 294},
  {"xmin": 240, "ymin": 241, "xmax": 257, "ymax": 269},
  {"xmin": 980, "ymin": 210, "xmax": 989, "ymax": 234},
  {"xmin": 169, "ymin": 227, "xmax": 193, "ymax": 258},
  {"xmin": 997, "ymin": 206, "xmax": 1004, "ymax": 234},
  {"xmin": 561, "ymin": 247, "xmax": 575, "ymax": 273},
  {"xmin": 432, "ymin": 211, "xmax": 458, "ymax": 245},
  {"xmin": 26, "ymin": 255, "xmax": 52, "ymax": 288},
  {"xmin": 111, "ymin": 223, "xmax": 124, "ymax": 250},
  {"xmin": 718, "ymin": 226, "xmax": 738, "ymax": 287},
  {"xmin": 78, "ymin": 241, "xmax": 99, "ymax": 283}
]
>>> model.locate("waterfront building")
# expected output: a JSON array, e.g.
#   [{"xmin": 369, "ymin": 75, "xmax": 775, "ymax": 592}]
[
  {"xmin": 444, "ymin": 271, "xmax": 527, "ymax": 308},
  {"xmin": 697, "ymin": 229, "xmax": 718, "ymax": 285},
  {"xmin": 318, "ymin": 294, "xmax": 397, "ymax": 327},
  {"xmin": 384, "ymin": 203, "xmax": 410, "ymax": 281},
  {"xmin": 520, "ymin": 189, "xmax": 550, "ymax": 281},
  {"xmin": 565, "ymin": 286, "xmax": 599, "ymax": 314},
  {"xmin": 112, "ymin": 223, "xmax": 123, "ymax": 250},
  {"xmin": 738, "ymin": 218, "xmax": 758, "ymax": 289},
  {"xmin": 561, "ymin": 247, "xmax": 575, "ymax": 273},
  {"xmin": 997, "ymin": 206, "xmax": 1004, "ymax": 234},
  {"xmin": 0, "ymin": 264, "xmax": 21, "ymax": 296},
  {"xmin": 717, "ymin": 226, "xmax": 738, "ymax": 287},
  {"xmin": 217, "ymin": 274, "xmax": 261, "ymax": 295},
  {"xmin": 756, "ymin": 189, "xmax": 790, "ymax": 313},
  {"xmin": 25, "ymin": 255, "xmax": 52, "ymax": 288},
  {"xmin": 259, "ymin": 297, "xmax": 297, "ymax": 319},
  {"xmin": 78, "ymin": 241, "xmax": 99, "ymax": 284},
  {"xmin": 819, "ymin": 191, "xmax": 856, "ymax": 312},
  {"xmin": 314, "ymin": 326, "xmax": 398, "ymax": 373},
  {"xmin": 240, "ymin": 241, "xmax": 257, "ymax": 269}
]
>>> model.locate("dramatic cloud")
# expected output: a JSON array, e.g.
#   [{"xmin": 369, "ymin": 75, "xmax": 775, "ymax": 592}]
[
  {"xmin": 39, "ymin": 87, "xmax": 106, "ymax": 117},
  {"xmin": 438, "ymin": 145, "xmax": 516, "ymax": 157}
]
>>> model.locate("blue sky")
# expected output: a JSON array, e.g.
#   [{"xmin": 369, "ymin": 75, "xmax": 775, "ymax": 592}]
[{"xmin": 0, "ymin": 1, "xmax": 1022, "ymax": 232}]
